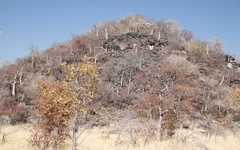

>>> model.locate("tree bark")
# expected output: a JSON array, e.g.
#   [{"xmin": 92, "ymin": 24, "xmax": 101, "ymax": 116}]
[
  {"xmin": 156, "ymin": 106, "xmax": 162, "ymax": 141},
  {"xmin": 158, "ymin": 32, "xmax": 161, "ymax": 40},
  {"xmin": 72, "ymin": 110, "xmax": 79, "ymax": 150},
  {"xmin": 19, "ymin": 67, "xmax": 23, "ymax": 85},
  {"xmin": 128, "ymin": 78, "xmax": 131, "ymax": 95},
  {"xmin": 105, "ymin": 28, "xmax": 108, "ymax": 40},
  {"xmin": 206, "ymin": 44, "xmax": 209, "ymax": 55},
  {"xmin": 120, "ymin": 73, "xmax": 123, "ymax": 87},
  {"xmin": 94, "ymin": 53, "xmax": 99, "ymax": 64},
  {"xmin": 31, "ymin": 54, "xmax": 35, "ymax": 69},
  {"xmin": 11, "ymin": 71, "xmax": 18, "ymax": 96}
]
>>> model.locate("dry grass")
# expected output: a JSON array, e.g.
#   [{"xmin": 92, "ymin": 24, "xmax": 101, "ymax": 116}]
[
  {"xmin": 0, "ymin": 124, "xmax": 239, "ymax": 150},
  {"xmin": 0, "ymin": 124, "xmax": 32, "ymax": 150}
]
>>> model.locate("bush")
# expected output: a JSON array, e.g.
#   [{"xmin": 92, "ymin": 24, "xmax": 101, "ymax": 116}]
[
  {"xmin": 0, "ymin": 98, "xmax": 27, "ymax": 124},
  {"xmin": 166, "ymin": 55, "xmax": 199, "ymax": 75}
]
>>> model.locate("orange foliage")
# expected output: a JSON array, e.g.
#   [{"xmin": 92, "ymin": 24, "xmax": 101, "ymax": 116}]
[
  {"xmin": 233, "ymin": 87, "xmax": 240, "ymax": 102},
  {"xmin": 31, "ymin": 56, "xmax": 98, "ymax": 149},
  {"xmin": 31, "ymin": 81, "xmax": 79, "ymax": 149}
]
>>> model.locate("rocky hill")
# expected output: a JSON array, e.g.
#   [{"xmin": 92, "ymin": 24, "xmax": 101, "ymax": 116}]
[{"xmin": 0, "ymin": 14, "xmax": 240, "ymax": 142}]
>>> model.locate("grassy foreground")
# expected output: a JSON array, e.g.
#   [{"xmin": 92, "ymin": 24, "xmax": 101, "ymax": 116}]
[{"xmin": 0, "ymin": 124, "xmax": 239, "ymax": 150}]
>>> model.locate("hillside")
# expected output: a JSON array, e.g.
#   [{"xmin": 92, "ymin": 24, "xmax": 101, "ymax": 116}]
[{"xmin": 0, "ymin": 14, "xmax": 240, "ymax": 149}]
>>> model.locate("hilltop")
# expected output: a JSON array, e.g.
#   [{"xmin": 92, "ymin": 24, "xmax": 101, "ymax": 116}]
[{"xmin": 0, "ymin": 14, "xmax": 240, "ymax": 149}]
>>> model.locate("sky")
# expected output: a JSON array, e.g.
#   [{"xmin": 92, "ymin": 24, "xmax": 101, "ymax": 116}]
[{"xmin": 0, "ymin": 0, "xmax": 240, "ymax": 65}]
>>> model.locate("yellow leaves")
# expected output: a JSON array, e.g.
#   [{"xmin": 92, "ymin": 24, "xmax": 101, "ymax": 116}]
[
  {"xmin": 233, "ymin": 87, "xmax": 240, "ymax": 102},
  {"xmin": 82, "ymin": 55, "xmax": 91, "ymax": 62},
  {"xmin": 36, "ymin": 81, "xmax": 78, "ymax": 120},
  {"xmin": 101, "ymin": 107, "xmax": 106, "ymax": 111},
  {"xmin": 32, "ymin": 56, "xmax": 99, "ymax": 149},
  {"xmin": 35, "ymin": 58, "xmax": 98, "ymax": 125},
  {"xmin": 80, "ymin": 107, "xmax": 87, "ymax": 113},
  {"xmin": 61, "ymin": 62, "xmax": 67, "ymax": 67},
  {"xmin": 234, "ymin": 87, "xmax": 240, "ymax": 94},
  {"xmin": 62, "ymin": 57, "xmax": 98, "ymax": 93}
]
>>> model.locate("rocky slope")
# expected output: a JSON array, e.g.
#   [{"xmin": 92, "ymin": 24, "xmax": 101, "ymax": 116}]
[{"xmin": 0, "ymin": 15, "xmax": 239, "ymax": 141}]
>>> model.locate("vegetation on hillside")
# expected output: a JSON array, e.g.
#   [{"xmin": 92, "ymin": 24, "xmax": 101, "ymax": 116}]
[{"xmin": 0, "ymin": 14, "xmax": 240, "ymax": 149}]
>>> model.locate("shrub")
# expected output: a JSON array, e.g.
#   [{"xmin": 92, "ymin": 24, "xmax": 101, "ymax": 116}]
[
  {"xmin": 30, "ymin": 56, "xmax": 98, "ymax": 150},
  {"xmin": 166, "ymin": 55, "xmax": 199, "ymax": 75},
  {"xmin": 0, "ymin": 98, "xmax": 27, "ymax": 124}
]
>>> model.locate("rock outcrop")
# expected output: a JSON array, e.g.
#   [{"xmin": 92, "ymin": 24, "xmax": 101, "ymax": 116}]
[{"xmin": 103, "ymin": 32, "xmax": 168, "ymax": 52}]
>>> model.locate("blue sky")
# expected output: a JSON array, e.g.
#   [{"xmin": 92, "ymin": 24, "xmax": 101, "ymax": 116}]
[{"xmin": 0, "ymin": 0, "xmax": 240, "ymax": 65}]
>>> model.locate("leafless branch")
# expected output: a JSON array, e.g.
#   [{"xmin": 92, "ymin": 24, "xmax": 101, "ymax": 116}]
[{"xmin": 219, "ymin": 75, "xmax": 224, "ymax": 85}]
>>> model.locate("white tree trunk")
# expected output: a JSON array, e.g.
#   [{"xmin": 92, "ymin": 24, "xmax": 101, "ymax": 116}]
[
  {"xmin": 105, "ymin": 28, "xmax": 108, "ymax": 40},
  {"xmin": 31, "ymin": 54, "xmax": 35, "ymax": 69},
  {"xmin": 128, "ymin": 78, "xmax": 131, "ymax": 95},
  {"xmin": 19, "ymin": 67, "xmax": 23, "ymax": 85},
  {"xmin": 12, "ymin": 83, "xmax": 16, "ymax": 96},
  {"xmin": 206, "ymin": 44, "xmax": 209, "ymax": 55},
  {"xmin": 94, "ymin": 53, "xmax": 99, "ymax": 64},
  {"xmin": 72, "ymin": 110, "xmax": 78, "ymax": 150},
  {"xmin": 156, "ymin": 106, "xmax": 162, "ymax": 141},
  {"xmin": 11, "ymin": 74, "xmax": 18, "ymax": 96},
  {"xmin": 150, "ymin": 29, "xmax": 153, "ymax": 35},
  {"xmin": 219, "ymin": 75, "xmax": 224, "ymax": 85},
  {"xmin": 47, "ymin": 55, "xmax": 49, "ymax": 64},
  {"xmin": 120, "ymin": 73, "xmax": 123, "ymax": 87},
  {"xmin": 158, "ymin": 32, "xmax": 161, "ymax": 40}
]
